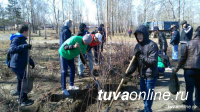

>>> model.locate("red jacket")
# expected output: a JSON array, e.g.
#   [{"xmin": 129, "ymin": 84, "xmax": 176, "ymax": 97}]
[{"xmin": 88, "ymin": 34, "xmax": 100, "ymax": 47}]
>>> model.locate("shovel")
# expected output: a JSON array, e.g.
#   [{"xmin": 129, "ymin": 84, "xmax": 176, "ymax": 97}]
[
  {"xmin": 78, "ymin": 47, "xmax": 102, "ymax": 90},
  {"xmin": 22, "ymin": 24, "xmax": 33, "ymax": 93},
  {"xmin": 105, "ymin": 55, "xmax": 135, "ymax": 112}
]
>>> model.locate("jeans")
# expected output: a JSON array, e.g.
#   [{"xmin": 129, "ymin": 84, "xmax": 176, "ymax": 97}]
[
  {"xmin": 93, "ymin": 45, "xmax": 102, "ymax": 63},
  {"xmin": 11, "ymin": 68, "xmax": 28, "ymax": 102},
  {"xmin": 172, "ymin": 45, "xmax": 179, "ymax": 60},
  {"xmin": 59, "ymin": 56, "xmax": 75, "ymax": 90},
  {"xmin": 184, "ymin": 69, "xmax": 200, "ymax": 112},
  {"xmin": 195, "ymin": 87, "xmax": 200, "ymax": 107},
  {"xmin": 101, "ymin": 42, "xmax": 104, "ymax": 52},
  {"xmin": 140, "ymin": 77, "xmax": 157, "ymax": 112},
  {"xmin": 78, "ymin": 50, "xmax": 93, "ymax": 75}
]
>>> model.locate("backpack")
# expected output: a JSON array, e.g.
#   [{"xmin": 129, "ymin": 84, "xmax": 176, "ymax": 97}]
[{"xmin": 6, "ymin": 38, "xmax": 18, "ymax": 68}]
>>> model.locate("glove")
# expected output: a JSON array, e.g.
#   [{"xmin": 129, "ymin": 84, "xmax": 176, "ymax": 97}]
[
  {"xmin": 30, "ymin": 63, "xmax": 35, "ymax": 69},
  {"xmin": 134, "ymin": 49, "xmax": 141, "ymax": 57},
  {"xmin": 27, "ymin": 44, "xmax": 32, "ymax": 49}
]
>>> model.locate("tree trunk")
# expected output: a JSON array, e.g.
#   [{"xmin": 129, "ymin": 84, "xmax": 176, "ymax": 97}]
[
  {"xmin": 182, "ymin": 0, "xmax": 185, "ymax": 20},
  {"xmin": 72, "ymin": 0, "xmax": 75, "ymax": 34},
  {"xmin": 44, "ymin": 25, "xmax": 46, "ymax": 39}
]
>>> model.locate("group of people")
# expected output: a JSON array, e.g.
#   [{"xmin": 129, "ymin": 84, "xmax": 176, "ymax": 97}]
[
  {"xmin": 58, "ymin": 20, "xmax": 106, "ymax": 95},
  {"xmin": 124, "ymin": 21, "xmax": 200, "ymax": 112},
  {"xmin": 7, "ymin": 19, "xmax": 200, "ymax": 112}
]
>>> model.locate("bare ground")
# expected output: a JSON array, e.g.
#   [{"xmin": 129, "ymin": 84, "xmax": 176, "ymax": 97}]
[{"xmin": 0, "ymin": 36, "xmax": 199, "ymax": 112}]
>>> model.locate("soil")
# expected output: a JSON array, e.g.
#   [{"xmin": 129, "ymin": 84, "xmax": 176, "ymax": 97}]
[{"xmin": 0, "ymin": 38, "xmax": 199, "ymax": 112}]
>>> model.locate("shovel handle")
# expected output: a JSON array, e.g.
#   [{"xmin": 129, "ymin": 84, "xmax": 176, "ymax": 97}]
[
  {"xmin": 78, "ymin": 47, "xmax": 102, "ymax": 89},
  {"xmin": 106, "ymin": 55, "xmax": 135, "ymax": 112},
  {"xmin": 125, "ymin": 56, "xmax": 135, "ymax": 74}
]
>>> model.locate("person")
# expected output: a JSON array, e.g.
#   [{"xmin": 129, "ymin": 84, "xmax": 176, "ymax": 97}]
[
  {"xmin": 169, "ymin": 24, "xmax": 180, "ymax": 61},
  {"xmin": 84, "ymin": 26, "xmax": 90, "ymax": 34},
  {"xmin": 58, "ymin": 34, "xmax": 92, "ymax": 96},
  {"xmin": 124, "ymin": 25, "xmax": 158, "ymax": 112},
  {"xmin": 78, "ymin": 33, "xmax": 102, "ymax": 79},
  {"xmin": 93, "ymin": 27, "xmax": 104, "ymax": 65},
  {"xmin": 8, "ymin": 25, "xmax": 35, "ymax": 106},
  {"xmin": 59, "ymin": 20, "xmax": 72, "ymax": 46},
  {"xmin": 77, "ymin": 23, "xmax": 88, "ymax": 77},
  {"xmin": 173, "ymin": 26, "xmax": 200, "ymax": 112},
  {"xmin": 128, "ymin": 29, "xmax": 132, "ymax": 38},
  {"xmin": 180, "ymin": 20, "xmax": 193, "ymax": 57},
  {"xmin": 153, "ymin": 26, "xmax": 172, "ymax": 70},
  {"xmin": 77, "ymin": 23, "xmax": 87, "ymax": 36},
  {"xmin": 100, "ymin": 24, "xmax": 106, "ymax": 52},
  {"xmin": 59, "ymin": 20, "xmax": 72, "ymax": 93}
]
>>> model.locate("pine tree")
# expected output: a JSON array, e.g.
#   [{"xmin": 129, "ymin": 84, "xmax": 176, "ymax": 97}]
[{"xmin": 6, "ymin": 0, "xmax": 22, "ymax": 29}]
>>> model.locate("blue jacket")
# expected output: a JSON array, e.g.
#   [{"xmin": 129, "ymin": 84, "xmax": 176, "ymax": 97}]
[
  {"xmin": 8, "ymin": 33, "xmax": 34, "ymax": 69},
  {"xmin": 84, "ymin": 30, "xmax": 90, "ymax": 34},
  {"xmin": 170, "ymin": 29, "xmax": 180, "ymax": 45},
  {"xmin": 59, "ymin": 21, "xmax": 72, "ymax": 46}
]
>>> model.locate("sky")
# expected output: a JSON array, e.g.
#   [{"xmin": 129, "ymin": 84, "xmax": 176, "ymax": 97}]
[
  {"xmin": 82, "ymin": 0, "xmax": 141, "ymax": 24},
  {"xmin": 82, "ymin": 0, "xmax": 97, "ymax": 24},
  {"xmin": 0, "ymin": 0, "xmax": 141, "ymax": 24}
]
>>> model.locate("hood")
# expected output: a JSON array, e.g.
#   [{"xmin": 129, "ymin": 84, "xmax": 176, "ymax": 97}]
[
  {"xmin": 63, "ymin": 20, "xmax": 71, "ymax": 28},
  {"xmin": 134, "ymin": 25, "xmax": 150, "ymax": 45},
  {"xmin": 194, "ymin": 26, "xmax": 200, "ymax": 39},
  {"xmin": 10, "ymin": 33, "xmax": 27, "ymax": 41},
  {"xmin": 61, "ymin": 26, "xmax": 69, "ymax": 32},
  {"xmin": 79, "ymin": 23, "xmax": 86, "ymax": 32}
]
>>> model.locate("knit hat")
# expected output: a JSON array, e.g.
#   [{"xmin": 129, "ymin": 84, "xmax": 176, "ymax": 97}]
[
  {"xmin": 95, "ymin": 33, "xmax": 102, "ymax": 42},
  {"xmin": 83, "ymin": 34, "xmax": 92, "ymax": 44}
]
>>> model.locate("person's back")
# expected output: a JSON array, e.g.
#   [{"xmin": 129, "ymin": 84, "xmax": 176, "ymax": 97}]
[
  {"xmin": 158, "ymin": 32, "xmax": 168, "ymax": 51},
  {"xmin": 181, "ymin": 31, "xmax": 200, "ymax": 69},
  {"xmin": 59, "ymin": 20, "xmax": 72, "ymax": 46},
  {"xmin": 174, "ymin": 26, "xmax": 200, "ymax": 112},
  {"xmin": 77, "ymin": 23, "xmax": 86, "ymax": 36}
]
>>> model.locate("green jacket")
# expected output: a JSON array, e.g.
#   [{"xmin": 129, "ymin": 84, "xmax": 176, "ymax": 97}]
[
  {"xmin": 58, "ymin": 36, "xmax": 87, "ymax": 60},
  {"xmin": 158, "ymin": 56, "xmax": 165, "ymax": 68}
]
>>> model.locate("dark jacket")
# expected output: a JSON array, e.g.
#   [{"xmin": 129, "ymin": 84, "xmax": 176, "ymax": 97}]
[
  {"xmin": 158, "ymin": 32, "xmax": 168, "ymax": 51},
  {"xmin": 127, "ymin": 25, "xmax": 158, "ymax": 79},
  {"xmin": 102, "ymin": 28, "xmax": 106, "ymax": 42},
  {"xmin": 77, "ymin": 23, "xmax": 86, "ymax": 36},
  {"xmin": 8, "ymin": 33, "xmax": 34, "ymax": 69},
  {"xmin": 170, "ymin": 29, "xmax": 180, "ymax": 45},
  {"xmin": 59, "ymin": 23, "xmax": 72, "ymax": 46},
  {"xmin": 175, "ymin": 28, "xmax": 200, "ymax": 71},
  {"xmin": 180, "ymin": 24, "xmax": 193, "ymax": 44}
]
